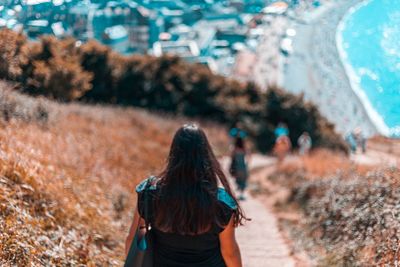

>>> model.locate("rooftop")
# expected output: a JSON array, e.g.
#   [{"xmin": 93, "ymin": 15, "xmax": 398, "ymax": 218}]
[
  {"xmin": 24, "ymin": 0, "xmax": 51, "ymax": 5},
  {"xmin": 104, "ymin": 25, "xmax": 128, "ymax": 40},
  {"xmin": 27, "ymin": 19, "xmax": 49, "ymax": 27},
  {"xmin": 153, "ymin": 40, "xmax": 200, "ymax": 58}
]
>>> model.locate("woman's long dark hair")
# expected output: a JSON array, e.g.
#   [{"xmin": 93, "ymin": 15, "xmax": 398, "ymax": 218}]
[{"xmin": 153, "ymin": 124, "xmax": 246, "ymax": 235}]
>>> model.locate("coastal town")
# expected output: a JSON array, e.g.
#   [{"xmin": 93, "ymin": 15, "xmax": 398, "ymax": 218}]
[{"xmin": 0, "ymin": 0, "xmax": 324, "ymax": 78}]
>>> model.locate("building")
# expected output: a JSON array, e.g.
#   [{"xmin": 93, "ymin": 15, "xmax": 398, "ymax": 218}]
[
  {"xmin": 191, "ymin": 22, "xmax": 216, "ymax": 57},
  {"xmin": 153, "ymin": 40, "xmax": 200, "ymax": 61},
  {"xmin": 22, "ymin": 0, "xmax": 52, "ymax": 21},
  {"xmin": 67, "ymin": 2, "xmax": 90, "ymax": 40},
  {"xmin": 129, "ymin": 25, "xmax": 149, "ymax": 53},
  {"xmin": 25, "ymin": 19, "xmax": 51, "ymax": 37},
  {"xmin": 102, "ymin": 24, "xmax": 129, "ymax": 53},
  {"xmin": 232, "ymin": 50, "xmax": 257, "ymax": 81},
  {"xmin": 195, "ymin": 15, "xmax": 247, "ymax": 47}
]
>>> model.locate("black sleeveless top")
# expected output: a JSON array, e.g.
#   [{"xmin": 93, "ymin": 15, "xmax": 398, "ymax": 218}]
[{"xmin": 136, "ymin": 177, "xmax": 237, "ymax": 267}]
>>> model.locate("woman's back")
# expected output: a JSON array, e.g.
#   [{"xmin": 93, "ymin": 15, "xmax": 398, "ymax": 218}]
[
  {"xmin": 125, "ymin": 124, "xmax": 244, "ymax": 267},
  {"xmin": 136, "ymin": 178, "xmax": 237, "ymax": 267}
]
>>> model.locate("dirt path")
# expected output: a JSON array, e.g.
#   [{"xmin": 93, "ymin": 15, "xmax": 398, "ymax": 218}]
[
  {"xmin": 232, "ymin": 155, "xmax": 296, "ymax": 267},
  {"xmin": 351, "ymin": 150, "xmax": 398, "ymax": 167},
  {"xmin": 233, "ymin": 145, "xmax": 399, "ymax": 267}
]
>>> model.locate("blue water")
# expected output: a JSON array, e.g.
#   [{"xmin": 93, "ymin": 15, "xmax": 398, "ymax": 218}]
[{"xmin": 340, "ymin": 0, "xmax": 400, "ymax": 136}]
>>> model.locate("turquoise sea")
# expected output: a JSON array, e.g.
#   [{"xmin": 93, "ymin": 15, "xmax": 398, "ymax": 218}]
[{"xmin": 338, "ymin": 0, "xmax": 400, "ymax": 137}]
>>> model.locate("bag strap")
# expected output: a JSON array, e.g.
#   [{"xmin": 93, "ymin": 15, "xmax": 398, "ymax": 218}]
[{"xmin": 143, "ymin": 177, "xmax": 154, "ymax": 231}]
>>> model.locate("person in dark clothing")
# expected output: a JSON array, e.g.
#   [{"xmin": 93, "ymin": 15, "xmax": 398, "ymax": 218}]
[
  {"xmin": 126, "ymin": 124, "xmax": 246, "ymax": 267},
  {"xmin": 230, "ymin": 136, "xmax": 248, "ymax": 201}
]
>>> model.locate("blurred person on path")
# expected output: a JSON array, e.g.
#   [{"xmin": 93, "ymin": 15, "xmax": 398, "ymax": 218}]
[
  {"xmin": 346, "ymin": 132, "xmax": 357, "ymax": 153},
  {"xmin": 297, "ymin": 132, "xmax": 312, "ymax": 155},
  {"xmin": 346, "ymin": 127, "xmax": 366, "ymax": 153},
  {"xmin": 353, "ymin": 127, "xmax": 367, "ymax": 153},
  {"xmin": 273, "ymin": 135, "xmax": 292, "ymax": 163},
  {"xmin": 273, "ymin": 122, "xmax": 291, "ymax": 162},
  {"xmin": 126, "ymin": 124, "xmax": 245, "ymax": 267},
  {"xmin": 229, "ymin": 135, "xmax": 249, "ymax": 201}
]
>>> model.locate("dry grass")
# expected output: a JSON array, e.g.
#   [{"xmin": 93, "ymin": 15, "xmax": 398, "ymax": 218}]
[
  {"xmin": 267, "ymin": 149, "xmax": 400, "ymax": 266},
  {"xmin": 290, "ymin": 168, "xmax": 400, "ymax": 266},
  {"xmin": 296, "ymin": 149, "xmax": 372, "ymax": 178},
  {"xmin": 0, "ymin": 87, "xmax": 229, "ymax": 265},
  {"xmin": 368, "ymin": 136, "xmax": 400, "ymax": 158},
  {"xmin": 0, "ymin": 82, "xmax": 52, "ymax": 124}
]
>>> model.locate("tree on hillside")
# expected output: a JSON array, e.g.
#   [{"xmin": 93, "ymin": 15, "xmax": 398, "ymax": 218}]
[
  {"xmin": 181, "ymin": 64, "xmax": 223, "ymax": 119},
  {"xmin": 79, "ymin": 41, "xmax": 115, "ymax": 102},
  {"xmin": 20, "ymin": 37, "xmax": 92, "ymax": 101},
  {"xmin": 114, "ymin": 55, "xmax": 148, "ymax": 106},
  {"xmin": 114, "ymin": 55, "xmax": 187, "ymax": 111},
  {"xmin": 0, "ymin": 30, "xmax": 26, "ymax": 80},
  {"xmin": 146, "ymin": 56, "xmax": 186, "ymax": 112}
]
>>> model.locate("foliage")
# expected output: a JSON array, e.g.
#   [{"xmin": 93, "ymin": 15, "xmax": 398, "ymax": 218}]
[
  {"xmin": 79, "ymin": 40, "xmax": 115, "ymax": 102},
  {"xmin": 19, "ymin": 36, "xmax": 93, "ymax": 101},
  {"xmin": 0, "ymin": 29, "xmax": 346, "ymax": 152}
]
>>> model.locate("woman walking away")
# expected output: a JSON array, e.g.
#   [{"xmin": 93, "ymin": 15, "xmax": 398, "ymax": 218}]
[
  {"xmin": 229, "ymin": 136, "xmax": 248, "ymax": 201},
  {"xmin": 126, "ymin": 124, "xmax": 245, "ymax": 267}
]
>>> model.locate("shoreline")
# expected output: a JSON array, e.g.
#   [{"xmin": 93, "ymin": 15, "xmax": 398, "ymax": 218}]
[
  {"xmin": 283, "ymin": 0, "xmax": 379, "ymax": 137},
  {"xmin": 336, "ymin": 0, "xmax": 391, "ymax": 136}
]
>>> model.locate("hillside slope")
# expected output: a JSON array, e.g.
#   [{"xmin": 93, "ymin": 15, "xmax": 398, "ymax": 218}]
[
  {"xmin": 0, "ymin": 29, "xmax": 347, "ymax": 153},
  {"xmin": 260, "ymin": 148, "xmax": 399, "ymax": 266},
  {"xmin": 0, "ymin": 83, "xmax": 228, "ymax": 265}
]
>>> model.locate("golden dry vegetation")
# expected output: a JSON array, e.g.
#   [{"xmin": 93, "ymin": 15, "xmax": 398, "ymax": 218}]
[
  {"xmin": 368, "ymin": 136, "xmax": 400, "ymax": 158},
  {"xmin": 0, "ymin": 84, "xmax": 229, "ymax": 265},
  {"xmin": 278, "ymin": 149, "xmax": 373, "ymax": 179},
  {"xmin": 267, "ymin": 148, "xmax": 400, "ymax": 266}
]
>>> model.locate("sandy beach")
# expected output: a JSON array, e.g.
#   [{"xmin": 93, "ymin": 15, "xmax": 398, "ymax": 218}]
[
  {"xmin": 259, "ymin": 0, "xmax": 379, "ymax": 137},
  {"xmin": 283, "ymin": 0, "xmax": 378, "ymax": 137}
]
